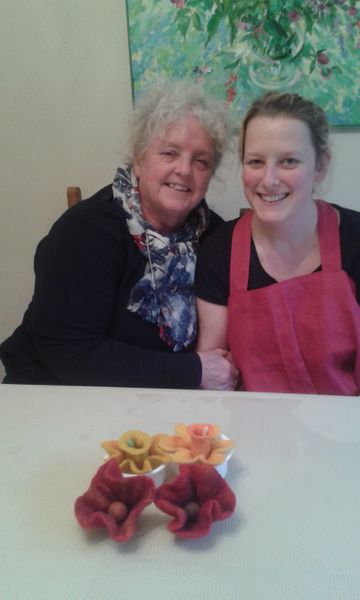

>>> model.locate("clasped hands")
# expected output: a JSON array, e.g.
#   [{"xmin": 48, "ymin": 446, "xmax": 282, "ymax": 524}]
[{"xmin": 198, "ymin": 349, "xmax": 239, "ymax": 391}]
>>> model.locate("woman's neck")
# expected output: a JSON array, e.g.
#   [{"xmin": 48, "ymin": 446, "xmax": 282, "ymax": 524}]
[
  {"xmin": 251, "ymin": 201, "xmax": 320, "ymax": 281},
  {"xmin": 252, "ymin": 200, "xmax": 318, "ymax": 245}
]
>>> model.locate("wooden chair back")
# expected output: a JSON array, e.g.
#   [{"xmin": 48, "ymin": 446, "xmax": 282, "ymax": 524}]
[{"xmin": 67, "ymin": 186, "xmax": 82, "ymax": 207}]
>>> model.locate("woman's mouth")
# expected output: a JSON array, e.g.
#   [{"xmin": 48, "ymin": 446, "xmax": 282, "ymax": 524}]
[
  {"xmin": 166, "ymin": 182, "xmax": 190, "ymax": 192},
  {"xmin": 258, "ymin": 193, "xmax": 288, "ymax": 203}
]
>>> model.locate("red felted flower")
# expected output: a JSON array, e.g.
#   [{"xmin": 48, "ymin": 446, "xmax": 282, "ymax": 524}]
[
  {"xmin": 74, "ymin": 458, "xmax": 155, "ymax": 542},
  {"xmin": 154, "ymin": 464, "xmax": 236, "ymax": 539}
]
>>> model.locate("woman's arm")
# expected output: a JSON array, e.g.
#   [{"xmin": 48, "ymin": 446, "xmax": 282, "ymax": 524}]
[
  {"xmin": 196, "ymin": 298, "xmax": 238, "ymax": 390},
  {"xmin": 196, "ymin": 298, "xmax": 228, "ymax": 351}
]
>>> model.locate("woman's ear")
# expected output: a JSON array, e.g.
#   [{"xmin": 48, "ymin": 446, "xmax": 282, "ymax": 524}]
[
  {"xmin": 315, "ymin": 150, "xmax": 331, "ymax": 183},
  {"xmin": 133, "ymin": 157, "xmax": 141, "ymax": 178}
]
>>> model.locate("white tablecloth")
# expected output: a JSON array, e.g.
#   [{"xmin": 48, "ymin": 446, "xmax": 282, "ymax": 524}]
[{"xmin": 1, "ymin": 385, "xmax": 359, "ymax": 599}]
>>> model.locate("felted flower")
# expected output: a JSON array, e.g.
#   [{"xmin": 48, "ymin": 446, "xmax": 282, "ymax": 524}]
[
  {"xmin": 154, "ymin": 464, "xmax": 236, "ymax": 539},
  {"xmin": 155, "ymin": 423, "xmax": 234, "ymax": 466},
  {"xmin": 101, "ymin": 430, "xmax": 168, "ymax": 474},
  {"xmin": 74, "ymin": 458, "xmax": 155, "ymax": 542}
]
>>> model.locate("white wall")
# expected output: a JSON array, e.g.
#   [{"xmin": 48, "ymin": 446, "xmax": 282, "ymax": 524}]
[
  {"xmin": 1, "ymin": 1, "xmax": 359, "ymax": 379},
  {"xmin": 0, "ymin": 1, "xmax": 132, "ymax": 379}
]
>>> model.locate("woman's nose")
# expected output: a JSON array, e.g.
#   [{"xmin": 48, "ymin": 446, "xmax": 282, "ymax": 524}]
[
  {"xmin": 263, "ymin": 165, "xmax": 279, "ymax": 187},
  {"xmin": 174, "ymin": 155, "xmax": 191, "ymax": 176}
]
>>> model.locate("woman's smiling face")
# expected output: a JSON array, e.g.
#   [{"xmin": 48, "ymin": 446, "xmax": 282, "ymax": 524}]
[
  {"xmin": 242, "ymin": 115, "xmax": 327, "ymax": 225},
  {"xmin": 134, "ymin": 114, "xmax": 215, "ymax": 234}
]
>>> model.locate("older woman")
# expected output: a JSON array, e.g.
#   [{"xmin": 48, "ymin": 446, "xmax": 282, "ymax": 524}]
[
  {"xmin": 1, "ymin": 82, "xmax": 237, "ymax": 390},
  {"xmin": 197, "ymin": 91, "xmax": 360, "ymax": 395}
]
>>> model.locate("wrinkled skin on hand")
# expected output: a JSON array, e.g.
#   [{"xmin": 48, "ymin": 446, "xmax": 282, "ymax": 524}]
[{"xmin": 198, "ymin": 349, "xmax": 239, "ymax": 390}]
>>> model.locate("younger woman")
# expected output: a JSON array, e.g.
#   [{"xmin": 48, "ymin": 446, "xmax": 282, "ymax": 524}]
[{"xmin": 196, "ymin": 92, "xmax": 360, "ymax": 395}]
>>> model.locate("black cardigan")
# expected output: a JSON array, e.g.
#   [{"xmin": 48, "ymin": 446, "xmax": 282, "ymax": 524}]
[{"xmin": 1, "ymin": 185, "xmax": 223, "ymax": 388}]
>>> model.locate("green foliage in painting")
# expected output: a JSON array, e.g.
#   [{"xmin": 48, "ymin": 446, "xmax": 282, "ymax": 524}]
[{"xmin": 126, "ymin": 0, "xmax": 360, "ymax": 126}]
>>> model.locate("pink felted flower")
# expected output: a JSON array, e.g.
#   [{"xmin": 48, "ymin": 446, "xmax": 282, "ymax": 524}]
[
  {"xmin": 74, "ymin": 458, "xmax": 155, "ymax": 542},
  {"xmin": 154, "ymin": 464, "xmax": 236, "ymax": 539}
]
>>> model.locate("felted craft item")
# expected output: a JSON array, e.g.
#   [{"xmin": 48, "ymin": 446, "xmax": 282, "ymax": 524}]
[
  {"xmin": 102, "ymin": 430, "xmax": 168, "ymax": 474},
  {"xmin": 154, "ymin": 463, "xmax": 236, "ymax": 539},
  {"xmin": 154, "ymin": 423, "xmax": 234, "ymax": 465},
  {"xmin": 74, "ymin": 458, "xmax": 155, "ymax": 542}
]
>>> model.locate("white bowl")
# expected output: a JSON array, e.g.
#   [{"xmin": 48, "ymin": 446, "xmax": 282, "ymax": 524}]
[
  {"xmin": 122, "ymin": 462, "xmax": 167, "ymax": 487},
  {"xmin": 214, "ymin": 434, "xmax": 234, "ymax": 478},
  {"xmin": 214, "ymin": 454, "xmax": 233, "ymax": 478}
]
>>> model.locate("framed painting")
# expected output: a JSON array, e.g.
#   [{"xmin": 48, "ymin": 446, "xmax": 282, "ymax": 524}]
[{"xmin": 126, "ymin": 0, "xmax": 360, "ymax": 127}]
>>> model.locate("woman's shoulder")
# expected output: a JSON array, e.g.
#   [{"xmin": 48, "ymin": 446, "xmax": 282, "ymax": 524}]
[
  {"xmin": 199, "ymin": 216, "xmax": 240, "ymax": 269},
  {"xmin": 62, "ymin": 185, "xmax": 124, "ymax": 224},
  {"xmin": 196, "ymin": 217, "xmax": 239, "ymax": 305},
  {"xmin": 331, "ymin": 203, "xmax": 360, "ymax": 293},
  {"xmin": 198, "ymin": 216, "xmax": 239, "ymax": 271},
  {"xmin": 332, "ymin": 202, "xmax": 360, "ymax": 231},
  {"xmin": 35, "ymin": 185, "xmax": 131, "ymax": 267},
  {"xmin": 332, "ymin": 202, "xmax": 360, "ymax": 251},
  {"xmin": 48, "ymin": 185, "xmax": 129, "ymax": 241},
  {"xmin": 206, "ymin": 213, "xmax": 239, "ymax": 240}
]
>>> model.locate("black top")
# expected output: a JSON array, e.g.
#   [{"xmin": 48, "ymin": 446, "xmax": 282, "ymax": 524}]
[
  {"xmin": 196, "ymin": 203, "xmax": 360, "ymax": 304},
  {"xmin": 0, "ymin": 185, "xmax": 223, "ymax": 387}
]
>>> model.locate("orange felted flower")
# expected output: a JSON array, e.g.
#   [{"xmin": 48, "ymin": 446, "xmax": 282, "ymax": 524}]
[
  {"xmin": 102, "ymin": 430, "xmax": 167, "ymax": 474},
  {"xmin": 155, "ymin": 423, "xmax": 234, "ymax": 466}
]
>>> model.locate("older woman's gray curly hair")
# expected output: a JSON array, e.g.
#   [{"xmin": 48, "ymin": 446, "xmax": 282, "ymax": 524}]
[{"xmin": 124, "ymin": 81, "xmax": 233, "ymax": 172}]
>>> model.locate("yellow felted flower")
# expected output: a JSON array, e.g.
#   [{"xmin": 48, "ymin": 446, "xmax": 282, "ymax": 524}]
[{"xmin": 101, "ymin": 430, "xmax": 167, "ymax": 474}]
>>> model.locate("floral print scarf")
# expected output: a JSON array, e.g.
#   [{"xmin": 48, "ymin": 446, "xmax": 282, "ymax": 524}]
[{"xmin": 112, "ymin": 166, "xmax": 209, "ymax": 351}]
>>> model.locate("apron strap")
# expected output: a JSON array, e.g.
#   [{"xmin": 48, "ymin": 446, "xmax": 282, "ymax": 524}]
[
  {"xmin": 229, "ymin": 211, "xmax": 253, "ymax": 294},
  {"xmin": 230, "ymin": 201, "xmax": 341, "ymax": 295},
  {"xmin": 316, "ymin": 200, "xmax": 342, "ymax": 272}
]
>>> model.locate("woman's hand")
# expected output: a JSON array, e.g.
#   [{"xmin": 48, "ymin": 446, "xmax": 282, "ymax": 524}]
[
  {"xmin": 198, "ymin": 349, "xmax": 239, "ymax": 391},
  {"xmin": 196, "ymin": 300, "xmax": 237, "ymax": 390}
]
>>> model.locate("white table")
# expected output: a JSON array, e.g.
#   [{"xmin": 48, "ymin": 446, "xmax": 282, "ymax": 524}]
[{"xmin": 1, "ymin": 385, "xmax": 359, "ymax": 600}]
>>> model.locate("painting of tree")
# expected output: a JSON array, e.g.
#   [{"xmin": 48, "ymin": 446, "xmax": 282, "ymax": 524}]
[{"xmin": 126, "ymin": 0, "xmax": 360, "ymax": 126}]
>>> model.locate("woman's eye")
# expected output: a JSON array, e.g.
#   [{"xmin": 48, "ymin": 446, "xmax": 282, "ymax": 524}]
[
  {"xmin": 282, "ymin": 158, "xmax": 299, "ymax": 167},
  {"xmin": 247, "ymin": 159, "xmax": 263, "ymax": 167},
  {"xmin": 161, "ymin": 150, "xmax": 177, "ymax": 158},
  {"xmin": 195, "ymin": 158, "xmax": 209, "ymax": 168}
]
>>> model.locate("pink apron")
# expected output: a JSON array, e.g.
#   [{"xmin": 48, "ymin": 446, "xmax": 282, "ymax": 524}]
[{"xmin": 228, "ymin": 200, "xmax": 360, "ymax": 395}]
